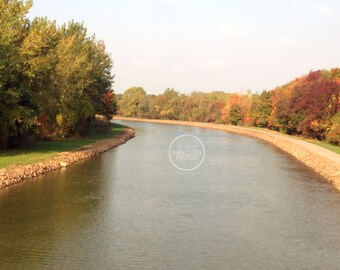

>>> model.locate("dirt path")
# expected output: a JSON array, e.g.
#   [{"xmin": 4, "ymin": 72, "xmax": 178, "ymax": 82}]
[
  {"xmin": 114, "ymin": 117, "xmax": 340, "ymax": 191},
  {"xmin": 247, "ymin": 127, "xmax": 340, "ymax": 166}
]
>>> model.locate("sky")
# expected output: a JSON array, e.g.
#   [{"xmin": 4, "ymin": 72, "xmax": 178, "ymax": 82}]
[{"xmin": 28, "ymin": 0, "xmax": 340, "ymax": 94}]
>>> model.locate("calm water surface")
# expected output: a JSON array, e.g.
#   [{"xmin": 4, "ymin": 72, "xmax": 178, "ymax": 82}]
[{"xmin": 0, "ymin": 120, "xmax": 340, "ymax": 269}]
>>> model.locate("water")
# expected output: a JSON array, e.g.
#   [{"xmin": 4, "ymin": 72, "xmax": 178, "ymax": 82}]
[{"xmin": 0, "ymin": 120, "xmax": 340, "ymax": 270}]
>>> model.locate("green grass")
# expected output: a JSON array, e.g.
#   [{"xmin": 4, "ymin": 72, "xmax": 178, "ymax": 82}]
[
  {"xmin": 0, "ymin": 123, "xmax": 127, "ymax": 169},
  {"xmin": 310, "ymin": 141, "xmax": 340, "ymax": 155}
]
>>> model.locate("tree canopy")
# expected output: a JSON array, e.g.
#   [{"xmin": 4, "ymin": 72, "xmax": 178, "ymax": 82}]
[
  {"xmin": 118, "ymin": 69, "xmax": 340, "ymax": 145},
  {"xmin": 0, "ymin": 0, "xmax": 116, "ymax": 149}
]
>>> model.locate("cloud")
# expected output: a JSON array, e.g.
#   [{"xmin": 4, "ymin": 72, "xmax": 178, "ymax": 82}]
[
  {"xmin": 194, "ymin": 60, "xmax": 228, "ymax": 71},
  {"xmin": 275, "ymin": 37, "xmax": 310, "ymax": 50},
  {"xmin": 290, "ymin": 0, "xmax": 300, "ymax": 8},
  {"xmin": 290, "ymin": 1, "xmax": 335, "ymax": 16},
  {"xmin": 131, "ymin": 59, "xmax": 158, "ymax": 68},
  {"xmin": 311, "ymin": 3, "xmax": 334, "ymax": 15},
  {"xmin": 218, "ymin": 21, "xmax": 247, "ymax": 38},
  {"xmin": 171, "ymin": 65, "xmax": 185, "ymax": 74},
  {"xmin": 276, "ymin": 37, "xmax": 297, "ymax": 49},
  {"xmin": 142, "ymin": 0, "xmax": 176, "ymax": 5}
]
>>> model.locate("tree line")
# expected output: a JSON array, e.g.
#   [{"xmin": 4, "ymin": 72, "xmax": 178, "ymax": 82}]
[
  {"xmin": 0, "ymin": 0, "xmax": 116, "ymax": 150},
  {"xmin": 118, "ymin": 69, "xmax": 340, "ymax": 145}
]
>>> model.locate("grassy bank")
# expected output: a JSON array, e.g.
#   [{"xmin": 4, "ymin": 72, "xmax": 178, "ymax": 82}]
[
  {"xmin": 309, "ymin": 141, "xmax": 340, "ymax": 155},
  {"xmin": 0, "ymin": 123, "xmax": 127, "ymax": 169}
]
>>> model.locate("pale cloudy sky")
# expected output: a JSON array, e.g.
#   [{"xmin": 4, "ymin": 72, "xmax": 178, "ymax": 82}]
[{"xmin": 28, "ymin": 0, "xmax": 340, "ymax": 94}]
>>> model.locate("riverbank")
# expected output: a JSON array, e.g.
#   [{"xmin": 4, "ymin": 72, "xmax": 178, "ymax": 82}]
[
  {"xmin": 114, "ymin": 116, "xmax": 340, "ymax": 191},
  {"xmin": 0, "ymin": 127, "xmax": 135, "ymax": 189}
]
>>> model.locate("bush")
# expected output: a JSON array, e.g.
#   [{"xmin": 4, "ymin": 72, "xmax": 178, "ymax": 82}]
[
  {"xmin": 327, "ymin": 125, "xmax": 340, "ymax": 145},
  {"xmin": 326, "ymin": 112, "xmax": 340, "ymax": 145}
]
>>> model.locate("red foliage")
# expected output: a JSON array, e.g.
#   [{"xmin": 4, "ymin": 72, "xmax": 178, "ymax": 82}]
[
  {"xmin": 102, "ymin": 91, "xmax": 116, "ymax": 118},
  {"xmin": 269, "ymin": 70, "xmax": 340, "ymax": 138}
]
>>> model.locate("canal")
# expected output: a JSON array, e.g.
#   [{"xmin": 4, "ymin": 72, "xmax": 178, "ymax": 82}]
[{"xmin": 0, "ymin": 120, "xmax": 340, "ymax": 269}]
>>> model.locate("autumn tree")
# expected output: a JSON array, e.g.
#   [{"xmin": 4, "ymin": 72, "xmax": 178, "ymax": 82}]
[
  {"xmin": 251, "ymin": 91, "xmax": 272, "ymax": 127},
  {"xmin": 325, "ymin": 93, "xmax": 340, "ymax": 144},
  {"xmin": 221, "ymin": 93, "xmax": 252, "ymax": 125},
  {"xmin": 144, "ymin": 94, "xmax": 160, "ymax": 119},
  {"xmin": 204, "ymin": 91, "xmax": 228, "ymax": 123},
  {"xmin": 182, "ymin": 92, "xmax": 211, "ymax": 122},
  {"xmin": 269, "ymin": 70, "xmax": 340, "ymax": 138},
  {"xmin": 157, "ymin": 88, "xmax": 184, "ymax": 120},
  {"xmin": 116, "ymin": 73, "xmax": 339, "ymax": 145}
]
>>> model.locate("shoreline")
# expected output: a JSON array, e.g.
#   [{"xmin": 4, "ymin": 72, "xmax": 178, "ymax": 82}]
[
  {"xmin": 114, "ymin": 116, "xmax": 340, "ymax": 191},
  {"xmin": 0, "ymin": 128, "xmax": 135, "ymax": 189}
]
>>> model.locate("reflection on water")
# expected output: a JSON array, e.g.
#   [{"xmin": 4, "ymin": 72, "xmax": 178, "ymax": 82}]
[{"xmin": 0, "ymin": 120, "xmax": 340, "ymax": 269}]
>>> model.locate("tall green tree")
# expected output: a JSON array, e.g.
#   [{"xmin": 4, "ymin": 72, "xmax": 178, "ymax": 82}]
[
  {"xmin": 21, "ymin": 17, "xmax": 60, "ymax": 138},
  {"xmin": 0, "ymin": 0, "xmax": 116, "ymax": 147},
  {"xmin": 0, "ymin": 0, "xmax": 35, "ymax": 149},
  {"xmin": 55, "ymin": 22, "xmax": 114, "ymax": 137}
]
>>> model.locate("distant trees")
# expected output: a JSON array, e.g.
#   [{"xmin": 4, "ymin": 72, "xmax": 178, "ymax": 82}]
[
  {"xmin": 118, "ymin": 87, "xmax": 147, "ymax": 117},
  {"xmin": 327, "ymin": 110, "xmax": 340, "ymax": 145},
  {"xmin": 0, "ymin": 0, "xmax": 116, "ymax": 149},
  {"xmin": 181, "ymin": 91, "xmax": 228, "ymax": 122},
  {"xmin": 185, "ymin": 92, "xmax": 212, "ymax": 122},
  {"xmin": 118, "ymin": 69, "xmax": 340, "ymax": 145},
  {"xmin": 221, "ymin": 93, "xmax": 252, "ymax": 125},
  {"xmin": 157, "ymin": 88, "xmax": 183, "ymax": 120},
  {"xmin": 250, "ymin": 91, "xmax": 272, "ymax": 127}
]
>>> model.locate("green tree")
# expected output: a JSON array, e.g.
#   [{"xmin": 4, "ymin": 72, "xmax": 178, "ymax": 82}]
[
  {"xmin": 118, "ymin": 87, "xmax": 147, "ymax": 117},
  {"xmin": 229, "ymin": 105, "xmax": 243, "ymax": 125},
  {"xmin": 0, "ymin": 0, "xmax": 36, "ymax": 149},
  {"xmin": 21, "ymin": 17, "xmax": 60, "ymax": 138},
  {"xmin": 85, "ymin": 40, "xmax": 114, "ymax": 119},
  {"xmin": 158, "ymin": 88, "xmax": 183, "ymax": 120},
  {"xmin": 55, "ymin": 22, "xmax": 114, "ymax": 137},
  {"xmin": 251, "ymin": 91, "xmax": 272, "ymax": 127},
  {"xmin": 0, "ymin": 0, "xmax": 115, "ymax": 147}
]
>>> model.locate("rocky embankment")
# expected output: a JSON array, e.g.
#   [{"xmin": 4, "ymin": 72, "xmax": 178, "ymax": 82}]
[
  {"xmin": 114, "ymin": 117, "xmax": 340, "ymax": 192},
  {"xmin": 0, "ymin": 128, "xmax": 135, "ymax": 189}
]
